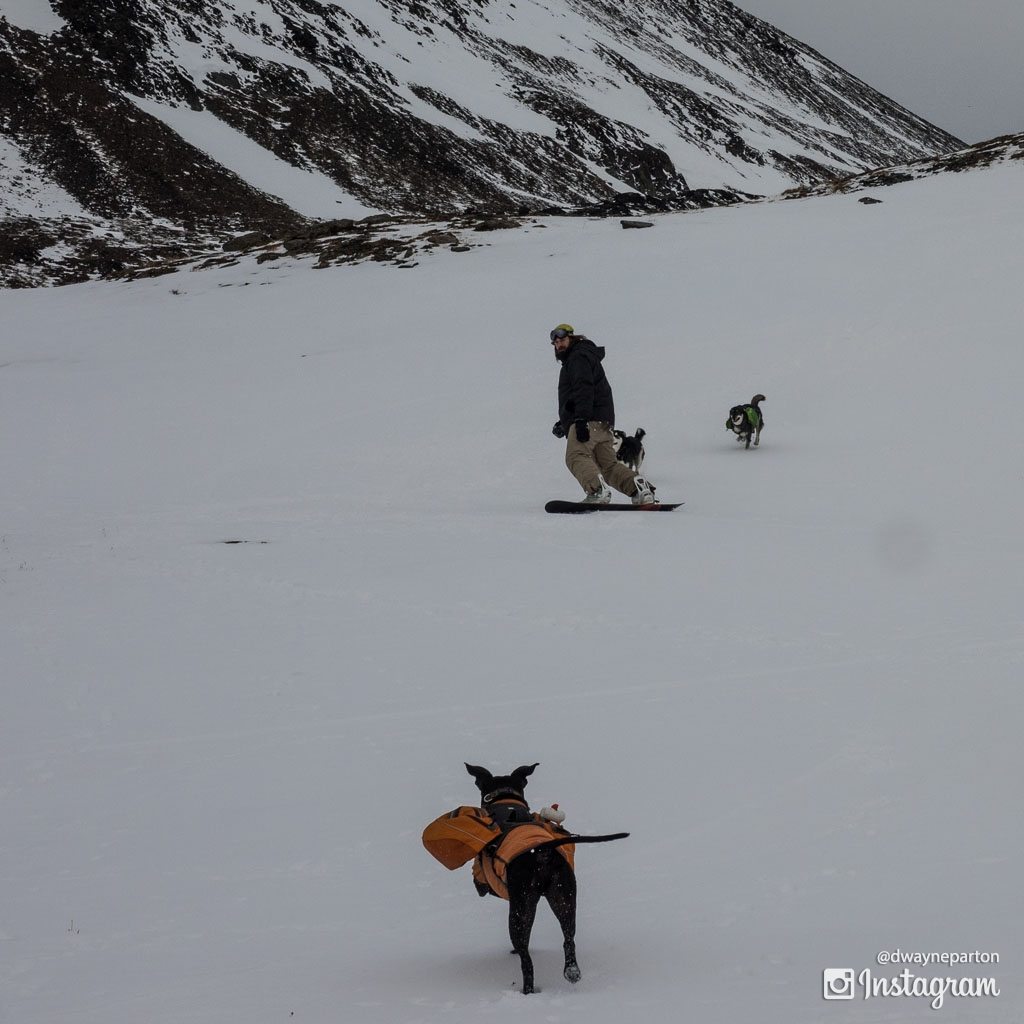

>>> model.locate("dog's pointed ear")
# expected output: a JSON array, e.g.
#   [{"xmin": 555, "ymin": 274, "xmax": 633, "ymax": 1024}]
[
  {"xmin": 511, "ymin": 763, "xmax": 539, "ymax": 787},
  {"xmin": 465, "ymin": 763, "xmax": 493, "ymax": 787}
]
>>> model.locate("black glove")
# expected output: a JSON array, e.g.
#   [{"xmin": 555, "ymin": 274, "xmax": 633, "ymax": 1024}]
[
  {"xmin": 552, "ymin": 421, "xmax": 567, "ymax": 438},
  {"xmin": 574, "ymin": 420, "xmax": 590, "ymax": 443}
]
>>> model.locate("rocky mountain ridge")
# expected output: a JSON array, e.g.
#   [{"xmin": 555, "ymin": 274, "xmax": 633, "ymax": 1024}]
[
  {"xmin": 780, "ymin": 131, "xmax": 1024, "ymax": 200},
  {"xmin": 1, "ymin": 0, "xmax": 966, "ymax": 286}
]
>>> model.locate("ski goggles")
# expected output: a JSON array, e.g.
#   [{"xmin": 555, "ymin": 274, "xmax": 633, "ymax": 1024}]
[{"xmin": 549, "ymin": 324, "xmax": 574, "ymax": 342}]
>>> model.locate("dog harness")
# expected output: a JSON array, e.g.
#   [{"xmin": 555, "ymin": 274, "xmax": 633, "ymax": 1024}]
[
  {"xmin": 422, "ymin": 799, "xmax": 575, "ymax": 901},
  {"xmin": 472, "ymin": 799, "xmax": 575, "ymax": 901}
]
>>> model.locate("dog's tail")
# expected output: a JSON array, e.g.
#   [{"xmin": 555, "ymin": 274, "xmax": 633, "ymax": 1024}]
[
  {"xmin": 530, "ymin": 832, "xmax": 630, "ymax": 852},
  {"xmin": 751, "ymin": 393, "xmax": 766, "ymax": 406}
]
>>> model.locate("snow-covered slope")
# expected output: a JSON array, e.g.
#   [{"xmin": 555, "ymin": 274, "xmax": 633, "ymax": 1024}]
[
  {"xmin": 783, "ymin": 130, "xmax": 1024, "ymax": 200},
  {"xmin": 0, "ymin": 0, "xmax": 961, "ymax": 274},
  {"xmin": 1, "ymin": 156, "xmax": 1021, "ymax": 1024}
]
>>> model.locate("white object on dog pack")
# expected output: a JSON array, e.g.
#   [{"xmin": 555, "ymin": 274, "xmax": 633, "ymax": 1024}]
[{"xmin": 539, "ymin": 803, "xmax": 566, "ymax": 824}]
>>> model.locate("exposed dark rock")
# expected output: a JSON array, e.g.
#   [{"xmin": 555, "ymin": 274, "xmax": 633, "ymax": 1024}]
[
  {"xmin": 0, "ymin": 220, "xmax": 55, "ymax": 265},
  {"xmin": 223, "ymin": 231, "xmax": 274, "ymax": 252},
  {"xmin": 472, "ymin": 218, "xmax": 521, "ymax": 231},
  {"xmin": 77, "ymin": 240, "xmax": 132, "ymax": 275},
  {"xmin": 130, "ymin": 264, "xmax": 178, "ymax": 279},
  {"xmin": 421, "ymin": 230, "xmax": 459, "ymax": 246},
  {"xmin": 313, "ymin": 219, "xmax": 357, "ymax": 235},
  {"xmin": 621, "ymin": 220, "xmax": 654, "ymax": 229}
]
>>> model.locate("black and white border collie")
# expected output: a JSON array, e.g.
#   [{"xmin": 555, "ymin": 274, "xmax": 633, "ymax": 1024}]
[
  {"xmin": 726, "ymin": 394, "xmax": 765, "ymax": 449},
  {"xmin": 612, "ymin": 427, "xmax": 646, "ymax": 471}
]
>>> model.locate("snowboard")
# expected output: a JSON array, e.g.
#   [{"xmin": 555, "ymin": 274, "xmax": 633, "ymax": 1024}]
[{"xmin": 545, "ymin": 500, "xmax": 683, "ymax": 514}]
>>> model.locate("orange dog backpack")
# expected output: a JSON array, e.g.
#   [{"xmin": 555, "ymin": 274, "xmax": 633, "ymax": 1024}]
[
  {"xmin": 422, "ymin": 806, "xmax": 501, "ymax": 869},
  {"xmin": 471, "ymin": 820, "xmax": 575, "ymax": 900}
]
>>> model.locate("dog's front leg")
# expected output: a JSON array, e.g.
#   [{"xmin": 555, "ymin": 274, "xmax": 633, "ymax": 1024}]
[
  {"xmin": 509, "ymin": 894, "xmax": 539, "ymax": 993},
  {"xmin": 754, "ymin": 424, "xmax": 761, "ymax": 446}
]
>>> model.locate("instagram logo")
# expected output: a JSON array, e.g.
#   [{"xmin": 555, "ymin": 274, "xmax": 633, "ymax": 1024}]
[{"xmin": 823, "ymin": 968, "xmax": 856, "ymax": 1000}]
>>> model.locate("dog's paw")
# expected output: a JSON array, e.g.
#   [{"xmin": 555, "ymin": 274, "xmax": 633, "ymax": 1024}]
[{"xmin": 564, "ymin": 961, "xmax": 581, "ymax": 984}]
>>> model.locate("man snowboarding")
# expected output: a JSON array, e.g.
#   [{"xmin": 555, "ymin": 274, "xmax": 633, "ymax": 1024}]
[{"xmin": 550, "ymin": 324, "xmax": 657, "ymax": 504}]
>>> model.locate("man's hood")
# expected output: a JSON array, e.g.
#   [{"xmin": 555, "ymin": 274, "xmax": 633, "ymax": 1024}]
[{"xmin": 560, "ymin": 336, "xmax": 604, "ymax": 362}]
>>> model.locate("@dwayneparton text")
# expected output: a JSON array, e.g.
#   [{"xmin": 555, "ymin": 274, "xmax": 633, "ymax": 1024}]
[{"xmin": 876, "ymin": 949, "xmax": 999, "ymax": 966}]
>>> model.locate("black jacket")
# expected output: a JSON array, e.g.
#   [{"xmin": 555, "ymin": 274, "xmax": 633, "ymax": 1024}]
[{"xmin": 557, "ymin": 337, "xmax": 615, "ymax": 428}]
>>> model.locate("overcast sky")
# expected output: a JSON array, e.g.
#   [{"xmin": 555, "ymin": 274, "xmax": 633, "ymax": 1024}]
[{"xmin": 736, "ymin": 0, "xmax": 1024, "ymax": 143}]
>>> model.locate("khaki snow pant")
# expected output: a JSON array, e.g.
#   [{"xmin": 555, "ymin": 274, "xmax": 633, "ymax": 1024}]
[{"xmin": 565, "ymin": 421, "xmax": 640, "ymax": 497}]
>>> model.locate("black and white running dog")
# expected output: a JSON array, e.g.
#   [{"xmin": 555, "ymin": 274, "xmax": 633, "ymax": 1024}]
[
  {"xmin": 726, "ymin": 394, "xmax": 765, "ymax": 449},
  {"xmin": 612, "ymin": 427, "xmax": 646, "ymax": 471}
]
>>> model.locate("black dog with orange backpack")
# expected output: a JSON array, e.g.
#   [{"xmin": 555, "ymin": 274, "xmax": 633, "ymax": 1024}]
[{"xmin": 422, "ymin": 763, "xmax": 628, "ymax": 994}]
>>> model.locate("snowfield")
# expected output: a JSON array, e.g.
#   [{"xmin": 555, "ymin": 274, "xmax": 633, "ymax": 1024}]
[{"xmin": 1, "ymin": 160, "xmax": 1022, "ymax": 1023}]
